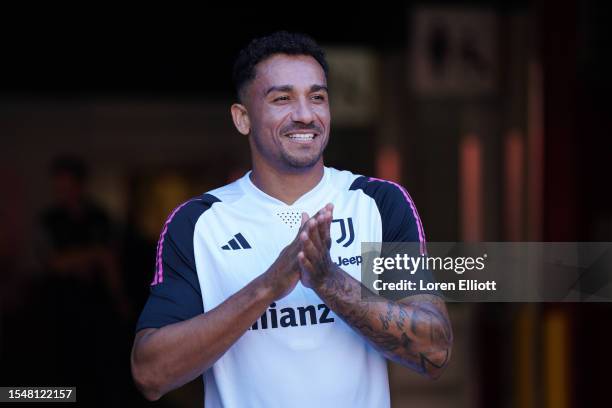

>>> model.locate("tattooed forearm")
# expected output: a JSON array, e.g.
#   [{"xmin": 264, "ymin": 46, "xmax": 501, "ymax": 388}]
[{"xmin": 315, "ymin": 266, "xmax": 453, "ymax": 379}]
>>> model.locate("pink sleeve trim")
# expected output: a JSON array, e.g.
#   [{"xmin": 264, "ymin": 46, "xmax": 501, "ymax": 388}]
[
  {"xmin": 368, "ymin": 177, "xmax": 427, "ymax": 255},
  {"xmin": 151, "ymin": 199, "xmax": 197, "ymax": 286}
]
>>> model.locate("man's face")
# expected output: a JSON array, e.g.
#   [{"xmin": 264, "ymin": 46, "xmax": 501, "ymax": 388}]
[{"xmin": 241, "ymin": 54, "xmax": 330, "ymax": 171}]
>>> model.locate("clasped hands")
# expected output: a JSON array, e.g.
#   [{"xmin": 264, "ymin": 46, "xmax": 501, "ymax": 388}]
[
  {"xmin": 297, "ymin": 203, "xmax": 336, "ymax": 290},
  {"xmin": 265, "ymin": 203, "xmax": 337, "ymax": 300}
]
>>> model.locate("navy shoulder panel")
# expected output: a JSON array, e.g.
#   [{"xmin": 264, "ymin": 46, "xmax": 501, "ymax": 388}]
[
  {"xmin": 136, "ymin": 193, "xmax": 220, "ymax": 331},
  {"xmin": 151, "ymin": 194, "xmax": 220, "ymax": 285},
  {"xmin": 351, "ymin": 177, "xmax": 439, "ymax": 297},
  {"xmin": 350, "ymin": 176, "xmax": 426, "ymax": 252}
]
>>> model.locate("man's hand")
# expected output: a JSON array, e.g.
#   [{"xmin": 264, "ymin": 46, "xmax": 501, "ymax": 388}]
[
  {"xmin": 296, "ymin": 203, "xmax": 452, "ymax": 379},
  {"xmin": 132, "ymin": 210, "xmax": 319, "ymax": 401},
  {"xmin": 297, "ymin": 203, "xmax": 334, "ymax": 289},
  {"xmin": 262, "ymin": 208, "xmax": 322, "ymax": 300}
]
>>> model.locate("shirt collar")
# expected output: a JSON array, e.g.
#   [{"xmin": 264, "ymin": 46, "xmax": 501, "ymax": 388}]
[{"xmin": 239, "ymin": 166, "xmax": 330, "ymax": 209}]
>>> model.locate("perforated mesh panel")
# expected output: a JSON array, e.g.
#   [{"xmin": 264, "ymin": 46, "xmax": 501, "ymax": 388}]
[{"xmin": 276, "ymin": 210, "xmax": 302, "ymax": 229}]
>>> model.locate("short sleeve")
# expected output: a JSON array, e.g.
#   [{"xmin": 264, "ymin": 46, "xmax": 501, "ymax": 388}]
[
  {"xmin": 350, "ymin": 176, "xmax": 439, "ymax": 298},
  {"xmin": 350, "ymin": 176, "xmax": 426, "ymax": 247},
  {"xmin": 136, "ymin": 195, "xmax": 219, "ymax": 332}
]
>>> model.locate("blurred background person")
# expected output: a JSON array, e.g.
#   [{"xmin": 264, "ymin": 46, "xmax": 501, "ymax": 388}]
[{"xmin": 23, "ymin": 155, "xmax": 131, "ymax": 406}]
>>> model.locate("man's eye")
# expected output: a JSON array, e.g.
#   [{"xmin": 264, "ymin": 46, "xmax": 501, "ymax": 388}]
[
  {"xmin": 312, "ymin": 94, "xmax": 326, "ymax": 101},
  {"xmin": 273, "ymin": 95, "xmax": 290, "ymax": 102}
]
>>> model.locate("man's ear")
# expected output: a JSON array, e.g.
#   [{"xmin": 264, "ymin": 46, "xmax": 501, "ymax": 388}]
[{"xmin": 231, "ymin": 103, "xmax": 251, "ymax": 135}]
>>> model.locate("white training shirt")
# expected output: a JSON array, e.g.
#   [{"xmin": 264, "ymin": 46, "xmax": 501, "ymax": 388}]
[{"xmin": 137, "ymin": 166, "xmax": 428, "ymax": 408}]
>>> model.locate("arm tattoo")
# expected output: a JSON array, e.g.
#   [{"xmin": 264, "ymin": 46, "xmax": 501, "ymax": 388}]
[{"xmin": 316, "ymin": 266, "xmax": 453, "ymax": 377}]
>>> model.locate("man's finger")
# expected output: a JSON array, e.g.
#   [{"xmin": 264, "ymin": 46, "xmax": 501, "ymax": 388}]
[
  {"xmin": 298, "ymin": 251, "xmax": 314, "ymax": 275},
  {"xmin": 306, "ymin": 216, "xmax": 326, "ymax": 252},
  {"xmin": 301, "ymin": 221, "xmax": 321, "ymax": 256},
  {"xmin": 294, "ymin": 212, "xmax": 311, "ymax": 243},
  {"xmin": 314, "ymin": 213, "xmax": 329, "ymax": 249},
  {"xmin": 303, "ymin": 232, "xmax": 328, "ymax": 272},
  {"xmin": 326, "ymin": 205, "xmax": 334, "ymax": 247},
  {"xmin": 312, "ymin": 204, "xmax": 330, "ymax": 223},
  {"xmin": 301, "ymin": 212, "xmax": 309, "ymax": 227},
  {"xmin": 315, "ymin": 204, "xmax": 333, "ymax": 249}
]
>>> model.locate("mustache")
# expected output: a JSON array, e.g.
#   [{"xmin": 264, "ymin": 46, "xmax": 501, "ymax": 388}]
[{"xmin": 281, "ymin": 123, "xmax": 323, "ymax": 135}]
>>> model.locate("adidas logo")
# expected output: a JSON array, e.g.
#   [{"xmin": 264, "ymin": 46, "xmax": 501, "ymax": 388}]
[{"xmin": 221, "ymin": 233, "xmax": 252, "ymax": 250}]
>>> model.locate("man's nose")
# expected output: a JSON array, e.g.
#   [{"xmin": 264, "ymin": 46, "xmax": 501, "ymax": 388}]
[{"xmin": 291, "ymin": 98, "xmax": 315, "ymax": 124}]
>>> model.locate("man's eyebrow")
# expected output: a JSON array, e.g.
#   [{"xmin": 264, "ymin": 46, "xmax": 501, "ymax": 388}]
[
  {"xmin": 264, "ymin": 84, "xmax": 328, "ymax": 96},
  {"xmin": 265, "ymin": 85, "xmax": 293, "ymax": 95}
]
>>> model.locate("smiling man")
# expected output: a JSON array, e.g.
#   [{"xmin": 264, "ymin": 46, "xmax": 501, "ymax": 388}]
[{"xmin": 131, "ymin": 31, "xmax": 453, "ymax": 408}]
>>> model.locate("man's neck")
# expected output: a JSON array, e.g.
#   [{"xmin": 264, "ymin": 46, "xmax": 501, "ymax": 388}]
[{"xmin": 250, "ymin": 160, "xmax": 324, "ymax": 205}]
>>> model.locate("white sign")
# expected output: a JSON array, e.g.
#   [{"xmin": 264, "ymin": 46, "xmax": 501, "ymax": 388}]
[
  {"xmin": 325, "ymin": 47, "xmax": 378, "ymax": 126},
  {"xmin": 410, "ymin": 8, "xmax": 498, "ymax": 96}
]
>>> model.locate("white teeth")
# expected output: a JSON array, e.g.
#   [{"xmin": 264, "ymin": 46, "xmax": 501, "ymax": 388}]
[{"xmin": 288, "ymin": 133, "xmax": 314, "ymax": 140}]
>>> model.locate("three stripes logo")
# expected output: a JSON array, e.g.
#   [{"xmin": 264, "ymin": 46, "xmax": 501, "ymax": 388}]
[
  {"xmin": 332, "ymin": 217, "xmax": 355, "ymax": 247},
  {"xmin": 221, "ymin": 219, "xmax": 354, "ymax": 251},
  {"xmin": 221, "ymin": 233, "xmax": 252, "ymax": 250}
]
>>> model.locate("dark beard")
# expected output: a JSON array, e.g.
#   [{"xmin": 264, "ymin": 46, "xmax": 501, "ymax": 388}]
[{"xmin": 251, "ymin": 131, "xmax": 328, "ymax": 170}]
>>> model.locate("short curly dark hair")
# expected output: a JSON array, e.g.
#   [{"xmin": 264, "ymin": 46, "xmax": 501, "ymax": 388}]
[{"xmin": 232, "ymin": 31, "xmax": 329, "ymax": 101}]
